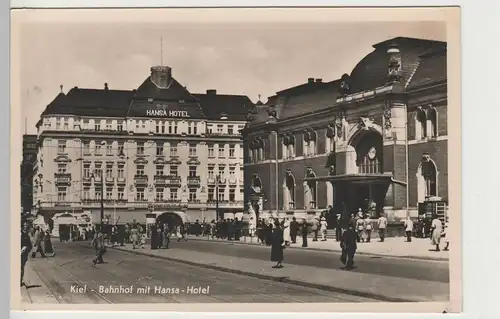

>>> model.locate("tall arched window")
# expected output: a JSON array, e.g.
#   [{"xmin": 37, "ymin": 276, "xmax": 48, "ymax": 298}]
[
  {"xmin": 283, "ymin": 171, "xmax": 295, "ymax": 210},
  {"xmin": 257, "ymin": 138, "xmax": 265, "ymax": 161},
  {"xmin": 415, "ymin": 107, "xmax": 427, "ymax": 140},
  {"xmin": 416, "ymin": 153, "xmax": 438, "ymax": 203},
  {"xmin": 303, "ymin": 131, "xmax": 311, "ymax": 156},
  {"xmin": 421, "ymin": 157, "xmax": 437, "ymax": 196},
  {"xmin": 281, "ymin": 135, "xmax": 289, "ymax": 158},
  {"xmin": 287, "ymin": 135, "xmax": 296, "ymax": 158},
  {"xmin": 304, "ymin": 168, "xmax": 317, "ymax": 209},
  {"xmin": 325, "ymin": 126, "xmax": 335, "ymax": 153},
  {"xmin": 427, "ymin": 107, "xmax": 438, "ymax": 138},
  {"xmin": 309, "ymin": 131, "xmax": 317, "ymax": 155}
]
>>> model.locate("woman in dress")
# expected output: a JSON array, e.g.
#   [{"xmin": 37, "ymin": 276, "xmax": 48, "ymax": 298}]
[
  {"xmin": 43, "ymin": 229, "xmax": 55, "ymax": 257},
  {"xmin": 430, "ymin": 215, "xmax": 443, "ymax": 251},
  {"xmin": 270, "ymin": 220, "xmax": 284, "ymax": 268}
]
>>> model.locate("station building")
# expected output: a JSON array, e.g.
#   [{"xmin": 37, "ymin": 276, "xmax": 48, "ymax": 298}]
[
  {"xmin": 32, "ymin": 66, "xmax": 252, "ymax": 225},
  {"xmin": 242, "ymin": 37, "xmax": 448, "ymax": 223}
]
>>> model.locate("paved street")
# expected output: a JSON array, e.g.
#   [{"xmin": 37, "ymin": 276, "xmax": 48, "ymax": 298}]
[
  {"xmin": 22, "ymin": 241, "xmax": 378, "ymax": 304},
  {"xmin": 167, "ymin": 237, "xmax": 449, "ymax": 283}
]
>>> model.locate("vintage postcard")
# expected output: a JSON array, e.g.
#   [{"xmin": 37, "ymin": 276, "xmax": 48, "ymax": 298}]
[{"xmin": 10, "ymin": 7, "xmax": 461, "ymax": 313}]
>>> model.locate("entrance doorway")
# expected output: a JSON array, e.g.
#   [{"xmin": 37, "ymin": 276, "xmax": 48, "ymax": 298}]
[
  {"xmin": 333, "ymin": 181, "xmax": 388, "ymax": 218},
  {"xmin": 156, "ymin": 212, "xmax": 184, "ymax": 228}
]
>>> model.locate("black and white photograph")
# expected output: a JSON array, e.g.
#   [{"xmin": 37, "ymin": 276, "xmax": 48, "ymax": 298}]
[{"xmin": 11, "ymin": 7, "xmax": 461, "ymax": 312}]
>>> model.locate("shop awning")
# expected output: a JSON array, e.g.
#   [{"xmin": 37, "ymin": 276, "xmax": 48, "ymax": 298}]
[{"xmin": 304, "ymin": 173, "xmax": 407, "ymax": 186}]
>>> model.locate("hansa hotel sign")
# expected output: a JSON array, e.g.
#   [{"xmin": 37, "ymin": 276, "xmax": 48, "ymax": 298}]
[{"xmin": 146, "ymin": 104, "xmax": 190, "ymax": 118}]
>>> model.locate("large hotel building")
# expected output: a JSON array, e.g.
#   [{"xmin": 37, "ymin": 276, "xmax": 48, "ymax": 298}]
[
  {"xmin": 32, "ymin": 66, "xmax": 252, "ymax": 225},
  {"xmin": 242, "ymin": 37, "xmax": 449, "ymax": 223}
]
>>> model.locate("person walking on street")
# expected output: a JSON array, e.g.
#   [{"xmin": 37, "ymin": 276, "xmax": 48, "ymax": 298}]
[
  {"xmin": 356, "ymin": 213, "xmax": 366, "ymax": 243},
  {"xmin": 289, "ymin": 217, "xmax": 298, "ymax": 244},
  {"xmin": 335, "ymin": 214, "xmax": 342, "ymax": 241},
  {"xmin": 320, "ymin": 217, "xmax": 328, "ymax": 241},
  {"xmin": 311, "ymin": 217, "xmax": 319, "ymax": 242},
  {"xmin": 443, "ymin": 219, "xmax": 450, "ymax": 251},
  {"xmin": 21, "ymin": 223, "xmax": 33, "ymax": 287},
  {"xmin": 91, "ymin": 227, "xmax": 106, "ymax": 266},
  {"xmin": 364, "ymin": 217, "xmax": 373, "ymax": 243},
  {"xmin": 404, "ymin": 217, "xmax": 414, "ymax": 242},
  {"xmin": 162, "ymin": 223, "xmax": 171, "ymax": 249},
  {"xmin": 130, "ymin": 224, "xmax": 140, "ymax": 249},
  {"xmin": 301, "ymin": 218, "xmax": 309, "ymax": 247},
  {"xmin": 43, "ymin": 229, "xmax": 55, "ymax": 257},
  {"xmin": 340, "ymin": 225, "xmax": 357, "ymax": 270},
  {"xmin": 377, "ymin": 213, "xmax": 388, "ymax": 242},
  {"xmin": 30, "ymin": 226, "xmax": 46, "ymax": 258},
  {"xmin": 282, "ymin": 217, "xmax": 291, "ymax": 246},
  {"xmin": 150, "ymin": 223, "xmax": 158, "ymax": 250},
  {"xmin": 430, "ymin": 215, "xmax": 442, "ymax": 251},
  {"xmin": 270, "ymin": 220, "xmax": 285, "ymax": 268}
]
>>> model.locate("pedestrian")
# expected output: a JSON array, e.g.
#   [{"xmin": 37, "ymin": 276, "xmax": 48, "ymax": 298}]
[
  {"xmin": 264, "ymin": 221, "xmax": 273, "ymax": 246},
  {"xmin": 356, "ymin": 214, "xmax": 366, "ymax": 242},
  {"xmin": 301, "ymin": 218, "xmax": 309, "ymax": 247},
  {"xmin": 430, "ymin": 215, "xmax": 442, "ymax": 251},
  {"xmin": 282, "ymin": 217, "xmax": 291, "ymax": 246},
  {"xmin": 140, "ymin": 232, "xmax": 147, "ymax": 248},
  {"xmin": 30, "ymin": 226, "xmax": 46, "ymax": 258},
  {"xmin": 335, "ymin": 213, "xmax": 342, "ymax": 241},
  {"xmin": 150, "ymin": 223, "xmax": 158, "ymax": 250},
  {"xmin": 21, "ymin": 223, "xmax": 33, "ymax": 287},
  {"xmin": 340, "ymin": 225, "xmax": 357, "ymax": 270},
  {"xmin": 320, "ymin": 217, "xmax": 328, "ymax": 241},
  {"xmin": 289, "ymin": 217, "xmax": 298, "ymax": 244},
  {"xmin": 270, "ymin": 220, "xmax": 285, "ymax": 268},
  {"xmin": 311, "ymin": 217, "xmax": 319, "ymax": 241},
  {"xmin": 130, "ymin": 223, "xmax": 140, "ymax": 249},
  {"xmin": 91, "ymin": 226, "xmax": 106, "ymax": 266},
  {"xmin": 443, "ymin": 219, "xmax": 450, "ymax": 251},
  {"xmin": 162, "ymin": 223, "xmax": 171, "ymax": 249},
  {"xmin": 43, "ymin": 229, "xmax": 55, "ymax": 257},
  {"xmin": 364, "ymin": 217, "xmax": 373, "ymax": 242},
  {"xmin": 404, "ymin": 216, "xmax": 414, "ymax": 242},
  {"xmin": 377, "ymin": 213, "xmax": 388, "ymax": 242}
]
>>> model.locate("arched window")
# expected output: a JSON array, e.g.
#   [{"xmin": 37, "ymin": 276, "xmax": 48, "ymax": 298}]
[
  {"xmin": 304, "ymin": 168, "xmax": 317, "ymax": 209},
  {"xmin": 421, "ymin": 158, "xmax": 437, "ymax": 197},
  {"xmin": 257, "ymin": 138, "xmax": 265, "ymax": 161},
  {"xmin": 303, "ymin": 131, "xmax": 310, "ymax": 156},
  {"xmin": 287, "ymin": 135, "xmax": 296, "ymax": 158},
  {"xmin": 415, "ymin": 107, "xmax": 427, "ymax": 140},
  {"xmin": 353, "ymin": 131, "xmax": 382, "ymax": 174},
  {"xmin": 281, "ymin": 135, "xmax": 289, "ymax": 159},
  {"xmin": 283, "ymin": 171, "xmax": 295, "ymax": 210},
  {"xmin": 325, "ymin": 126, "xmax": 335, "ymax": 153},
  {"xmin": 309, "ymin": 131, "xmax": 317, "ymax": 155}
]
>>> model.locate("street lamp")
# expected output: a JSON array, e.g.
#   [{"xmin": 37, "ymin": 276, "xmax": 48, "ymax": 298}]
[{"xmin": 215, "ymin": 175, "xmax": 221, "ymax": 220}]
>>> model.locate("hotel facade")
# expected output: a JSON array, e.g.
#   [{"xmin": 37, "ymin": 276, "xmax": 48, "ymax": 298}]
[
  {"xmin": 32, "ymin": 66, "xmax": 251, "ymax": 225},
  {"xmin": 242, "ymin": 37, "xmax": 449, "ymax": 223}
]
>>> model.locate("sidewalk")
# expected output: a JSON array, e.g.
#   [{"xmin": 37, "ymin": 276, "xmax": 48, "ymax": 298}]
[
  {"xmin": 21, "ymin": 263, "xmax": 59, "ymax": 304},
  {"xmin": 184, "ymin": 235, "xmax": 449, "ymax": 261},
  {"xmin": 112, "ymin": 245, "xmax": 449, "ymax": 303}
]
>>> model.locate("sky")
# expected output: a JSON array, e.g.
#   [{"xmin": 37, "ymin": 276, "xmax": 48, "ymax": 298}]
[{"xmin": 19, "ymin": 20, "xmax": 446, "ymax": 134}]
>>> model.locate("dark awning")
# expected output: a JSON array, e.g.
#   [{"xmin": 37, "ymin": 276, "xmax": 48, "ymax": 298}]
[{"xmin": 304, "ymin": 173, "xmax": 407, "ymax": 186}]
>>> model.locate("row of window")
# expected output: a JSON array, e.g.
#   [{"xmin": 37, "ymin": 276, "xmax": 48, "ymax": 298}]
[
  {"xmin": 55, "ymin": 140, "xmax": 242, "ymax": 158},
  {"xmin": 55, "ymin": 186, "xmax": 243, "ymax": 202},
  {"xmin": 43, "ymin": 117, "xmax": 244, "ymax": 135},
  {"xmin": 57, "ymin": 162, "xmax": 244, "ymax": 180}
]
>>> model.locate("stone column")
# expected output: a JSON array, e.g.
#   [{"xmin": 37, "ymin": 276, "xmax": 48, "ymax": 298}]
[{"xmin": 326, "ymin": 182, "xmax": 333, "ymax": 207}]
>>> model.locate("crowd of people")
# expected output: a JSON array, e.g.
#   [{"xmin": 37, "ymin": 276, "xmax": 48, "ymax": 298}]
[{"xmin": 20, "ymin": 223, "xmax": 55, "ymax": 286}]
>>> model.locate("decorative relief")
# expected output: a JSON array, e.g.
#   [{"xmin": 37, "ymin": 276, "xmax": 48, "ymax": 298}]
[
  {"xmin": 339, "ymin": 73, "xmax": 351, "ymax": 96},
  {"xmin": 357, "ymin": 117, "xmax": 375, "ymax": 131}
]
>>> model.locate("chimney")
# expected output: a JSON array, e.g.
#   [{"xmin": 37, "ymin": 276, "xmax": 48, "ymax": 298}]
[
  {"xmin": 315, "ymin": 78, "xmax": 323, "ymax": 83},
  {"xmin": 206, "ymin": 89, "xmax": 217, "ymax": 95},
  {"xmin": 150, "ymin": 66, "xmax": 172, "ymax": 88},
  {"xmin": 307, "ymin": 78, "xmax": 314, "ymax": 84},
  {"xmin": 104, "ymin": 83, "xmax": 108, "ymax": 90}
]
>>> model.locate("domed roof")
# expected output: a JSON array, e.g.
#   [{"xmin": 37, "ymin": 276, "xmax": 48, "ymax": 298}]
[{"xmin": 347, "ymin": 37, "xmax": 446, "ymax": 94}]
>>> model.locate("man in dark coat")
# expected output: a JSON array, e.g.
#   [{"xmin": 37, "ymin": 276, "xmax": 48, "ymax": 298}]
[
  {"xmin": 150, "ymin": 224, "xmax": 158, "ymax": 250},
  {"xmin": 301, "ymin": 219, "xmax": 310, "ymax": 247},
  {"xmin": 270, "ymin": 220, "xmax": 284, "ymax": 268},
  {"xmin": 91, "ymin": 226, "xmax": 106, "ymax": 266},
  {"xmin": 289, "ymin": 217, "xmax": 299, "ymax": 243},
  {"xmin": 340, "ymin": 225, "xmax": 357, "ymax": 270},
  {"xmin": 21, "ymin": 223, "xmax": 33, "ymax": 286}
]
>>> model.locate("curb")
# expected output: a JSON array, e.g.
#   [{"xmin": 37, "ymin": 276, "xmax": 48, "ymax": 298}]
[
  {"xmin": 184, "ymin": 237, "xmax": 449, "ymax": 262},
  {"xmin": 110, "ymin": 246, "xmax": 415, "ymax": 303}
]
